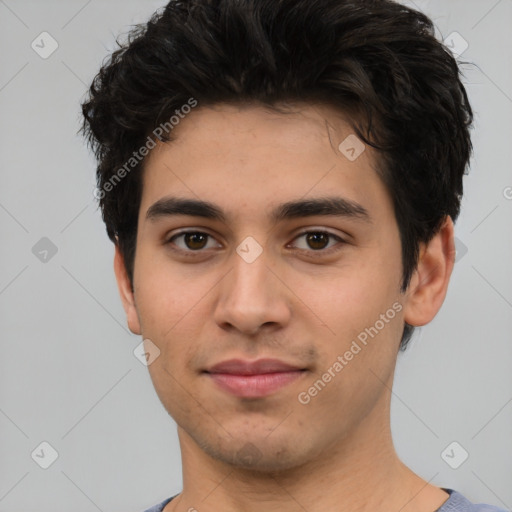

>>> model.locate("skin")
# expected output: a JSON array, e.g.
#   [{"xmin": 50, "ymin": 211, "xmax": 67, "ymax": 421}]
[{"xmin": 114, "ymin": 103, "xmax": 456, "ymax": 512}]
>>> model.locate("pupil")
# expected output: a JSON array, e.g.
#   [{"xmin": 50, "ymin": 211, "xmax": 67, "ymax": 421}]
[
  {"xmin": 186, "ymin": 233, "xmax": 207, "ymax": 250},
  {"xmin": 307, "ymin": 232, "xmax": 328, "ymax": 250}
]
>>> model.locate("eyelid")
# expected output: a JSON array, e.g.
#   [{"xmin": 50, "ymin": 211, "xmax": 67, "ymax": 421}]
[
  {"xmin": 165, "ymin": 228, "xmax": 222, "ymax": 248},
  {"xmin": 287, "ymin": 229, "xmax": 346, "ymax": 253},
  {"xmin": 290, "ymin": 227, "xmax": 347, "ymax": 242}
]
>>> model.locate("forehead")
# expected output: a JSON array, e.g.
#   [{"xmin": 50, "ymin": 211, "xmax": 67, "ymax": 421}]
[
  {"xmin": 138, "ymin": 102, "xmax": 391, "ymax": 227},
  {"xmin": 151, "ymin": 101, "xmax": 362, "ymax": 154}
]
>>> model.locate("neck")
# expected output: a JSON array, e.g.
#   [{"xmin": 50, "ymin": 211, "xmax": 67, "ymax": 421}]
[{"xmin": 166, "ymin": 380, "xmax": 448, "ymax": 512}]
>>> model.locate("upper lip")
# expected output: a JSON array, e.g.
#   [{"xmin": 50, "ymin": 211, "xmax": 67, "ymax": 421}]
[{"xmin": 205, "ymin": 358, "xmax": 304, "ymax": 375}]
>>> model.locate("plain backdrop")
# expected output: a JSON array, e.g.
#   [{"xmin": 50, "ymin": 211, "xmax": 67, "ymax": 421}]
[{"xmin": 1, "ymin": 0, "xmax": 511, "ymax": 511}]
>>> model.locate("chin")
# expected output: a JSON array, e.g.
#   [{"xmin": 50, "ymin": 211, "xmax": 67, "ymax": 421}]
[{"xmin": 197, "ymin": 433, "xmax": 314, "ymax": 473}]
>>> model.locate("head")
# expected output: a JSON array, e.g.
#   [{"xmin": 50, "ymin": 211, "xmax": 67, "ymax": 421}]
[{"xmin": 80, "ymin": 0, "xmax": 472, "ymax": 471}]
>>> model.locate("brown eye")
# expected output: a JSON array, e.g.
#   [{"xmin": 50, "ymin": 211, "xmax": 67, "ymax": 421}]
[
  {"xmin": 183, "ymin": 232, "xmax": 208, "ymax": 250},
  {"xmin": 166, "ymin": 231, "xmax": 220, "ymax": 253},
  {"xmin": 290, "ymin": 230, "xmax": 345, "ymax": 254},
  {"xmin": 305, "ymin": 232, "xmax": 330, "ymax": 250}
]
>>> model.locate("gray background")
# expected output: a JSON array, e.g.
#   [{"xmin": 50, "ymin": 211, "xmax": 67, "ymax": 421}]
[{"xmin": 1, "ymin": 0, "xmax": 511, "ymax": 510}]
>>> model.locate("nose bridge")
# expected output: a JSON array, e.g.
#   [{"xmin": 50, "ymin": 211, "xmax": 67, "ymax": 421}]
[
  {"xmin": 232, "ymin": 245, "xmax": 272, "ymax": 293},
  {"xmin": 214, "ymin": 238, "xmax": 290, "ymax": 333}
]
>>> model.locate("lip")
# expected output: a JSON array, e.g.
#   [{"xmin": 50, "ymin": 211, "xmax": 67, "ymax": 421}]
[
  {"xmin": 206, "ymin": 358, "xmax": 303, "ymax": 375},
  {"xmin": 204, "ymin": 358, "xmax": 307, "ymax": 398}
]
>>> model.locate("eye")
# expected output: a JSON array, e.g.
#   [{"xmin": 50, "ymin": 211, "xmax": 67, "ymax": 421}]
[
  {"xmin": 165, "ymin": 231, "xmax": 221, "ymax": 253},
  {"xmin": 289, "ymin": 230, "xmax": 346, "ymax": 255},
  {"xmin": 164, "ymin": 229, "xmax": 346, "ymax": 257}
]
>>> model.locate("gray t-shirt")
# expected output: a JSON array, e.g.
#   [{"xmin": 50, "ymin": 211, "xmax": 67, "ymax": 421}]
[{"xmin": 141, "ymin": 488, "xmax": 509, "ymax": 512}]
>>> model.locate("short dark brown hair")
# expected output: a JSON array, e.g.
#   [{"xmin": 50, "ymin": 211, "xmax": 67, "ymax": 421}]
[{"xmin": 80, "ymin": 0, "xmax": 473, "ymax": 351}]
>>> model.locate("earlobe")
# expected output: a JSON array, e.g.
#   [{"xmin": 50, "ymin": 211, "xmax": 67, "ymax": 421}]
[
  {"xmin": 402, "ymin": 216, "xmax": 456, "ymax": 327},
  {"xmin": 113, "ymin": 243, "xmax": 142, "ymax": 335}
]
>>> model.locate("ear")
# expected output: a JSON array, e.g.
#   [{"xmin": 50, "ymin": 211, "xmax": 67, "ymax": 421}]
[
  {"xmin": 402, "ymin": 215, "xmax": 457, "ymax": 327},
  {"xmin": 113, "ymin": 242, "xmax": 142, "ymax": 335}
]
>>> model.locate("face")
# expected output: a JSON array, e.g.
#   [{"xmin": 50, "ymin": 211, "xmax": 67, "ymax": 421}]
[{"xmin": 116, "ymin": 103, "xmax": 428, "ymax": 471}]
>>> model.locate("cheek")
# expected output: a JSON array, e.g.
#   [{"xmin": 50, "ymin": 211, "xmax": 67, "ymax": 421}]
[
  {"xmin": 301, "ymin": 262, "xmax": 397, "ymax": 332},
  {"xmin": 294, "ymin": 249, "xmax": 403, "ymax": 373},
  {"xmin": 134, "ymin": 247, "xmax": 210, "ymax": 336}
]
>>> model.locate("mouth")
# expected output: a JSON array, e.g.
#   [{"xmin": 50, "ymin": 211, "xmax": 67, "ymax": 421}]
[{"xmin": 203, "ymin": 358, "xmax": 308, "ymax": 398}]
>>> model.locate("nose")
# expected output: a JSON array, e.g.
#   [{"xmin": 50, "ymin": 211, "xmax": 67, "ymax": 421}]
[{"xmin": 213, "ymin": 244, "xmax": 292, "ymax": 336}]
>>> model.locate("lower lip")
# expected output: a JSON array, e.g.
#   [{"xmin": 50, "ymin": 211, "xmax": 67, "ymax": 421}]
[{"xmin": 206, "ymin": 371, "xmax": 305, "ymax": 398}]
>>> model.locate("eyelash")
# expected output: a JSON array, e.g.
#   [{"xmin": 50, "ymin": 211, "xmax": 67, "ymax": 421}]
[{"xmin": 164, "ymin": 229, "xmax": 346, "ymax": 258}]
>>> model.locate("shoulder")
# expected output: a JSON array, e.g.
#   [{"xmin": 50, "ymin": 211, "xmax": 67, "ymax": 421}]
[
  {"xmin": 439, "ymin": 488, "xmax": 509, "ymax": 512},
  {"xmin": 140, "ymin": 495, "xmax": 175, "ymax": 512},
  {"xmin": 140, "ymin": 490, "xmax": 509, "ymax": 512}
]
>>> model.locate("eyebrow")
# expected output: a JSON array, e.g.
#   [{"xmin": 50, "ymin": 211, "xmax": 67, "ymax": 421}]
[{"xmin": 145, "ymin": 196, "xmax": 372, "ymax": 225}]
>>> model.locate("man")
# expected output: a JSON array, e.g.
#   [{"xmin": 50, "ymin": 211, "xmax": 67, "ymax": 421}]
[{"xmin": 80, "ymin": 1, "xmax": 507, "ymax": 511}]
